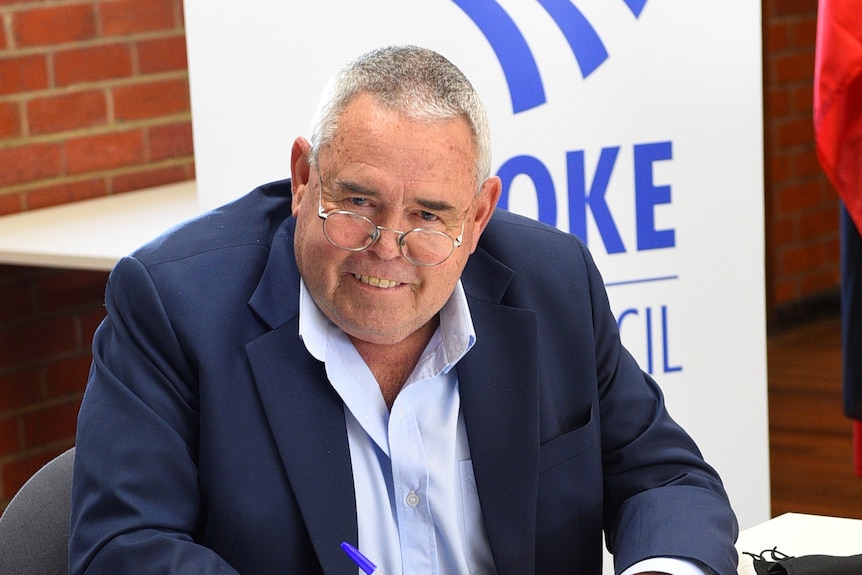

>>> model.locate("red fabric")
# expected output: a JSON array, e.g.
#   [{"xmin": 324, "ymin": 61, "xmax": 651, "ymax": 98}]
[
  {"xmin": 814, "ymin": 0, "xmax": 862, "ymax": 475},
  {"xmin": 814, "ymin": 0, "xmax": 862, "ymax": 232}
]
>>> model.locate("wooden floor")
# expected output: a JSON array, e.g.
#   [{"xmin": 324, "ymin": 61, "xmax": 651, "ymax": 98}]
[{"xmin": 767, "ymin": 316, "xmax": 862, "ymax": 519}]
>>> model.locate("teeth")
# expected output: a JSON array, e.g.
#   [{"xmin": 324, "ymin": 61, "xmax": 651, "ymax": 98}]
[{"xmin": 355, "ymin": 274, "xmax": 401, "ymax": 288}]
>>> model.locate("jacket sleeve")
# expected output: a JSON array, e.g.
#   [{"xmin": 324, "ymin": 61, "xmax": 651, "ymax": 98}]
[
  {"xmin": 69, "ymin": 255, "xmax": 239, "ymax": 575},
  {"xmin": 577, "ymin": 241, "xmax": 739, "ymax": 575}
]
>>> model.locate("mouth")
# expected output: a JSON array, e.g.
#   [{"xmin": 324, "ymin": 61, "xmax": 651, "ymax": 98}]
[{"xmin": 354, "ymin": 274, "xmax": 402, "ymax": 289}]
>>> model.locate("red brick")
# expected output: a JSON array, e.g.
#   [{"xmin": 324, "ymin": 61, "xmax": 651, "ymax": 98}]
[
  {"xmin": 788, "ymin": 19, "xmax": 817, "ymax": 49},
  {"xmin": 0, "ymin": 54, "xmax": 49, "ymax": 96},
  {"xmin": 0, "ymin": 19, "xmax": 7, "ymax": 50},
  {"xmin": 112, "ymin": 164, "xmax": 188, "ymax": 193},
  {"xmin": 113, "ymin": 78, "xmax": 190, "ymax": 122},
  {"xmin": 823, "ymin": 236, "xmax": 840, "ymax": 262},
  {"xmin": 0, "ymin": 192, "xmax": 23, "ymax": 216},
  {"xmin": 25, "ymin": 177, "xmax": 107, "ymax": 210},
  {"xmin": 65, "ymin": 129, "xmax": 145, "ymax": 175},
  {"xmin": 22, "ymin": 400, "xmax": 81, "ymax": 448},
  {"xmin": 0, "ymin": 370, "xmax": 42, "ymax": 412},
  {"xmin": 31, "ymin": 269, "xmax": 108, "ymax": 314},
  {"xmin": 13, "ymin": 4, "xmax": 97, "ymax": 48},
  {"xmin": 779, "ymin": 244, "xmax": 824, "ymax": 276},
  {"xmin": 798, "ymin": 206, "xmax": 840, "ymax": 241},
  {"xmin": 45, "ymin": 355, "xmax": 92, "ymax": 397},
  {"xmin": 777, "ymin": 181, "xmax": 823, "ymax": 213},
  {"xmin": 54, "ymin": 43, "xmax": 133, "ymax": 87},
  {"xmin": 0, "ymin": 143, "xmax": 63, "ymax": 187},
  {"xmin": 766, "ymin": 88, "xmax": 791, "ymax": 119},
  {"xmin": 27, "ymin": 89, "xmax": 108, "ymax": 135},
  {"xmin": 0, "ymin": 266, "xmax": 41, "ymax": 282},
  {"xmin": 790, "ymin": 84, "xmax": 814, "ymax": 114},
  {"xmin": 0, "ymin": 100, "xmax": 21, "ymax": 138},
  {"xmin": 774, "ymin": 116, "xmax": 815, "ymax": 149},
  {"xmin": 0, "ymin": 417, "xmax": 19, "ymax": 458},
  {"xmin": 768, "ymin": 153, "xmax": 792, "ymax": 185},
  {"xmin": 773, "ymin": 51, "xmax": 815, "ymax": 84},
  {"xmin": 100, "ymin": 0, "xmax": 176, "ymax": 36},
  {"xmin": 764, "ymin": 22, "xmax": 789, "ymax": 53},
  {"xmin": 791, "ymin": 150, "xmax": 826, "ymax": 180},
  {"xmin": 800, "ymin": 269, "xmax": 841, "ymax": 297},
  {"xmin": 149, "ymin": 121, "xmax": 192, "ymax": 160},
  {"xmin": 0, "ymin": 275, "xmax": 35, "ymax": 324},
  {"xmin": 773, "ymin": 0, "xmax": 817, "ymax": 18},
  {"xmin": 138, "ymin": 34, "xmax": 188, "ymax": 74},
  {"xmin": 769, "ymin": 218, "xmax": 795, "ymax": 248},
  {"xmin": 773, "ymin": 279, "xmax": 797, "ymax": 305},
  {"xmin": 0, "ymin": 316, "xmax": 79, "ymax": 366}
]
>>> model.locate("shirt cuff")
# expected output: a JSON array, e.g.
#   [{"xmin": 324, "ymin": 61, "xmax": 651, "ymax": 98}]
[{"xmin": 619, "ymin": 556, "xmax": 708, "ymax": 575}]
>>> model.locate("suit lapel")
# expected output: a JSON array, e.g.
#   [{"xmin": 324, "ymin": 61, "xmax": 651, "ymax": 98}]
[
  {"xmin": 459, "ymin": 250, "xmax": 540, "ymax": 575},
  {"xmin": 246, "ymin": 326, "xmax": 357, "ymax": 575},
  {"xmin": 245, "ymin": 219, "xmax": 357, "ymax": 575}
]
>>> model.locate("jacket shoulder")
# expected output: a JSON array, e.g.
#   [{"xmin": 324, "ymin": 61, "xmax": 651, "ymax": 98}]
[
  {"xmin": 131, "ymin": 179, "xmax": 294, "ymax": 267},
  {"xmin": 478, "ymin": 208, "xmax": 591, "ymax": 269}
]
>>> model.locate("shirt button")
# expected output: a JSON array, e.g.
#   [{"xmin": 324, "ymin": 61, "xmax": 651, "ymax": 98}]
[{"xmin": 405, "ymin": 490, "xmax": 420, "ymax": 508}]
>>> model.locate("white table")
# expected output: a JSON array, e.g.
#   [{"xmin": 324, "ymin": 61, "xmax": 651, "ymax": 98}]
[
  {"xmin": 0, "ymin": 181, "xmax": 200, "ymax": 271},
  {"xmin": 736, "ymin": 513, "xmax": 862, "ymax": 574}
]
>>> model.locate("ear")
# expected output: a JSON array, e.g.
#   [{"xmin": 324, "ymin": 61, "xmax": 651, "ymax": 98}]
[
  {"xmin": 290, "ymin": 137, "xmax": 313, "ymax": 216},
  {"xmin": 467, "ymin": 176, "xmax": 502, "ymax": 253}
]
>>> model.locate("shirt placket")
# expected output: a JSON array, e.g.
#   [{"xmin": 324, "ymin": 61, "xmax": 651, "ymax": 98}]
[{"xmin": 389, "ymin": 387, "xmax": 437, "ymax": 575}]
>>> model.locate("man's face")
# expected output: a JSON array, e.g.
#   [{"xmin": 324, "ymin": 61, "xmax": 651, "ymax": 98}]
[{"xmin": 291, "ymin": 93, "xmax": 500, "ymax": 346}]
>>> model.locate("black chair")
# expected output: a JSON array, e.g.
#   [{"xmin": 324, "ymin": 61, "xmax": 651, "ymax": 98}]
[{"xmin": 0, "ymin": 447, "xmax": 75, "ymax": 575}]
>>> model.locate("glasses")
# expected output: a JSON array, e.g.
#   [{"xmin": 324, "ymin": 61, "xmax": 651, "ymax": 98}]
[{"xmin": 317, "ymin": 171, "xmax": 466, "ymax": 267}]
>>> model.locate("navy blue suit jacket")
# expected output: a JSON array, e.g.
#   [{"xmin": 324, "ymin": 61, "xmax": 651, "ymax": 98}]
[{"xmin": 70, "ymin": 179, "xmax": 738, "ymax": 575}]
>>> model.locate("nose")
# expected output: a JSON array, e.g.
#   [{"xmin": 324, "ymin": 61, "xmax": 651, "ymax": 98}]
[{"xmin": 368, "ymin": 225, "xmax": 404, "ymax": 261}]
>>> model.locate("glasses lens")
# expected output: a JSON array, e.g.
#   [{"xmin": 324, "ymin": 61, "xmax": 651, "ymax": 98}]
[
  {"xmin": 322, "ymin": 212, "xmax": 456, "ymax": 266},
  {"xmin": 401, "ymin": 229, "xmax": 455, "ymax": 266},
  {"xmin": 323, "ymin": 212, "xmax": 377, "ymax": 250}
]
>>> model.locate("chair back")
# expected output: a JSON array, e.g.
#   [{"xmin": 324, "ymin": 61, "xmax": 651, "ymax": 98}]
[{"xmin": 0, "ymin": 447, "xmax": 75, "ymax": 575}]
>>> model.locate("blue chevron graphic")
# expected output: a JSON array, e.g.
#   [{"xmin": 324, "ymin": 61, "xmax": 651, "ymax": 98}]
[
  {"xmin": 536, "ymin": 0, "xmax": 608, "ymax": 79},
  {"xmin": 451, "ymin": 0, "xmax": 547, "ymax": 113},
  {"xmin": 452, "ymin": 0, "xmax": 649, "ymax": 113},
  {"xmin": 623, "ymin": 0, "xmax": 647, "ymax": 17}
]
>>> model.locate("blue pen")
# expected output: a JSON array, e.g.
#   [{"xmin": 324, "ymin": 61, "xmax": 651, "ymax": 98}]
[{"xmin": 340, "ymin": 541, "xmax": 386, "ymax": 575}]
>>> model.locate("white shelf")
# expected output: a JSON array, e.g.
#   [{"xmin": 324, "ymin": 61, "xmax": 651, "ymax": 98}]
[{"xmin": 0, "ymin": 181, "xmax": 202, "ymax": 272}]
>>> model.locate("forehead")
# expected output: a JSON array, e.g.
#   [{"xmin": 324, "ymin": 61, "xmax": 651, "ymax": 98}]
[{"xmin": 320, "ymin": 94, "xmax": 477, "ymax": 191}]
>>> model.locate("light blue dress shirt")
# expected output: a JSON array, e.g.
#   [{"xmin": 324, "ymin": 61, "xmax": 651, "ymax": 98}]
[{"xmin": 298, "ymin": 280, "xmax": 705, "ymax": 575}]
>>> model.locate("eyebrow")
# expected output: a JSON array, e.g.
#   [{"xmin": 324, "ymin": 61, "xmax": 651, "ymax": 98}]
[{"xmin": 334, "ymin": 178, "xmax": 461, "ymax": 214}]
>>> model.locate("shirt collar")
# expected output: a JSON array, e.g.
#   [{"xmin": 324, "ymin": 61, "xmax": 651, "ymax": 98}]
[{"xmin": 298, "ymin": 278, "xmax": 476, "ymax": 377}]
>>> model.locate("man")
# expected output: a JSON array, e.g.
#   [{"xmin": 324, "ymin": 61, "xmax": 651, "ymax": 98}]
[{"xmin": 70, "ymin": 45, "xmax": 738, "ymax": 575}]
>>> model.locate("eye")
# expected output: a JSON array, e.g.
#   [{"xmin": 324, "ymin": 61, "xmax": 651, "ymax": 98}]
[
  {"xmin": 348, "ymin": 197, "xmax": 369, "ymax": 207},
  {"xmin": 417, "ymin": 210, "xmax": 439, "ymax": 222}
]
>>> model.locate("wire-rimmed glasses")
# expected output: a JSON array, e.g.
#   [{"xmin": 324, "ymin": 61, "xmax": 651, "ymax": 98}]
[{"xmin": 316, "ymin": 171, "xmax": 466, "ymax": 267}]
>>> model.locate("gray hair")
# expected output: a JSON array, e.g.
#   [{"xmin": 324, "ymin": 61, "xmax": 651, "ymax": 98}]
[{"xmin": 309, "ymin": 45, "xmax": 492, "ymax": 186}]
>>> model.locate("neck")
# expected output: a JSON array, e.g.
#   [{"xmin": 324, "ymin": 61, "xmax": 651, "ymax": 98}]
[{"xmin": 350, "ymin": 317, "xmax": 439, "ymax": 409}]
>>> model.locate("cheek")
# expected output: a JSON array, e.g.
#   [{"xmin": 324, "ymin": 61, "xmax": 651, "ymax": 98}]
[
  {"xmin": 293, "ymin": 216, "xmax": 327, "ymax": 280},
  {"xmin": 420, "ymin": 259, "xmax": 467, "ymax": 301}
]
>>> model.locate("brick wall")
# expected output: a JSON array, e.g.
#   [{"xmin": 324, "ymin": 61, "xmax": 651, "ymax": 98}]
[
  {"xmin": 0, "ymin": 0, "xmax": 192, "ymax": 508},
  {"xmin": 763, "ymin": 0, "xmax": 842, "ymax": 325}
]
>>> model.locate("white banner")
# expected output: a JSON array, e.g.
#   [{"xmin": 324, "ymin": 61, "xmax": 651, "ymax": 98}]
[{"xmin": 184, "ymin": 0, "xmax": 768, "ymax": 537}]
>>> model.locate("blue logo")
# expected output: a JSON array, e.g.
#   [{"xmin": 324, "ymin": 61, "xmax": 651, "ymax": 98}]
[{"xmin": 452, "ymin": 0, "xmax": 648, "ymax": 113}]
